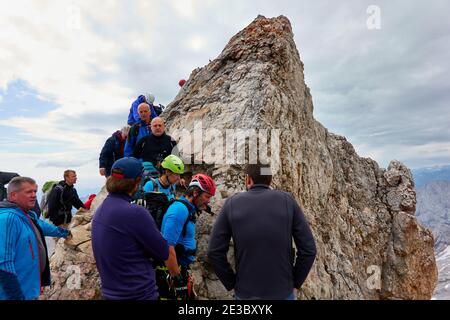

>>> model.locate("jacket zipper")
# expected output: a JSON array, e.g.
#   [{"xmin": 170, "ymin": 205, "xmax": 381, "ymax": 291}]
[
  {"xmin": 22, "ymin": 210, "xmax": 43, "ymax": 294},
  {"xmin": 29, "ymin": 238, "xmax": 35, "ymax": 260}
]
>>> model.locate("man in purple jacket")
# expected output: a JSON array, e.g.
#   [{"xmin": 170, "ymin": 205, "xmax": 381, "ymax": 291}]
[{"xmin": 92, "ymin": 157, "xmax": 177, "ymax": 300}]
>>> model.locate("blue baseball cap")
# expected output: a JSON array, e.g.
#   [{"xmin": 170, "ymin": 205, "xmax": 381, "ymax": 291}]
[{"xmin": 111, "ymin": 157, "xmax": 142, "ymax": 179}]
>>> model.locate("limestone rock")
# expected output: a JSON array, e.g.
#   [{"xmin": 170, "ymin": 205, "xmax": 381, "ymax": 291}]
[
  {"xmin": 43, "ymin": 15, "xmax": 437, "ymax": 300},
  {"xmin": 41, "ymin": 186, "xmax": 107, "ymax": 300}
]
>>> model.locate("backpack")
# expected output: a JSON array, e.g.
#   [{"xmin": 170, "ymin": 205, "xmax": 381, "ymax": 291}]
[
  {"xmin": 154, "ymin": 104, "xmax": 165, "ymax": 116},
  {"xmin": 141, "ymin": 181, "xmax": 196, "ymax": 237},
  {"xmin": 0, "ymin": 183, "xmax": 6, "ymax": 202},
  {"xmin": 133, "ymin": 166, "xmax": 161, "ymax": 201},
  {"xmin": 128, "ymin": 123, "xmax": 141, "ymax": 141},
  {"xmin": 40, "ymin": 181, "xmax": 63, "ymax": 219}
]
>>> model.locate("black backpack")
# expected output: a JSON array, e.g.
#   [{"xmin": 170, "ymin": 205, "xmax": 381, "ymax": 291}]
[
  {"xmin": 0, "ymin": 183, "xmax": 6, "ymax": 202},
  {"xmin": 142, "ymin": 186, "xmax": 196, "ymax": 237},
  {"xmin": 153, "ymin": 104, "xmax": 165, "ymax": 116}
]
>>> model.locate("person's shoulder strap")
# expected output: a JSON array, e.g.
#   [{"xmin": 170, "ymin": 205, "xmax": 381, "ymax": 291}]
[
  {"xmin": 53, "ymin": 184, "xmax": 65, "ymax": 206},
  {"xmin": 150, "ymin": 178, "xmax": 159, "ymax": 192},
  {"xmin": 173, "ymin": 199, "xmax": 196, "ymax": 237},
  {"xmin": 174, "ymin": 199, "xmax": 194, "ymax": 214}
]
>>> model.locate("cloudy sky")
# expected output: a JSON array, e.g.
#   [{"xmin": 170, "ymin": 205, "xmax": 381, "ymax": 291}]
[{"xmin": 0, "ymin": 0, "xmax": 449, "ymax": 196}]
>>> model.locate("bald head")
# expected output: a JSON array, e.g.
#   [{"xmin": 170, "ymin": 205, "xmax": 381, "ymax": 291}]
[
  {"xmin": 151, "ymin": 117, "xmax": 165, "ymax": 136},
  {"xmin": 138, "ymin": 103, "xmax": 151, "ymax": 123}
]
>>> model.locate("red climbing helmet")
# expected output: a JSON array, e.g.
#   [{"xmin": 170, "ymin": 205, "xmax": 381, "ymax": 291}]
[
  {"xmin": 189, "ymin": 173, "xmax": 216, "ymax": 196},
  {"xmin": 179, "ymin": 79, "xmax": 186, "ymax": 87}
]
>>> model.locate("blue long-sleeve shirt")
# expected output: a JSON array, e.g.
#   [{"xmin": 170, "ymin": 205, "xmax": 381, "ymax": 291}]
[
  {"xmin": 161, "ymin": 196, "xmax": 197, "ymax": 266},
  {"xmin": 92, "ymin": 193, "xmax": 169, "ymax": 300},
  {"xmin": 143, "ymin": 178, "xmax": 177, "ymax": 200}
]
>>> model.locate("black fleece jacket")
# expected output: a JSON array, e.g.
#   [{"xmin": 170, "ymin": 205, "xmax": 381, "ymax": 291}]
[{"xmin": 208, "ymin": 185, "xmax": 317, "ymax": 299}]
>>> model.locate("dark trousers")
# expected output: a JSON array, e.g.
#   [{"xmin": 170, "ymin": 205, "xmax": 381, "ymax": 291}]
[{"xmin": 154, "ymin": 262, "xmax": 196, "ymax": 300}]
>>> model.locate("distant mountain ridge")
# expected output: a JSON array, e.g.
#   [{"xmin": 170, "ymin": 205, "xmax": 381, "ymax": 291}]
[
  {"xmin": 413, "ymin": 165, "xmax": 450, "ymax": 299},
  {"xmin": 416, "ymin": 181, "xmax": 450, "ymax": 252},
  {"xmin": 412, "ymin": 165, "xmax": 450, "ymax": 188}
]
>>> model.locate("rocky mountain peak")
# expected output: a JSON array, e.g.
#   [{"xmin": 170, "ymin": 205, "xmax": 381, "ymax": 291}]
[{"xmin": 43, "ymin": 16, "xmax": 437, "ymax": 300}]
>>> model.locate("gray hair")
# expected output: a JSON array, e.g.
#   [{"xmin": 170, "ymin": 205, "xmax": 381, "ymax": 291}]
[
  {"xmin": 137, "ymin": 102, "xmax": 150, "ymax": 111},
  {"xmin": 7, "ymin": 177, "xmax": 36, "ymax": 197},
  {"xmin": 121, "ymin": 125, "xmax": 131, "ymax": 136}
]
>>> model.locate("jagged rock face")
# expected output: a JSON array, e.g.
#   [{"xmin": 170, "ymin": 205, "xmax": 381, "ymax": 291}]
[
  {"xmin": 44, "ymin": 15, "xmax": 437, "ymax": 300},
  {"xmin": 41, "ymin": 188, "xmax": 107, "ymax": 300}
]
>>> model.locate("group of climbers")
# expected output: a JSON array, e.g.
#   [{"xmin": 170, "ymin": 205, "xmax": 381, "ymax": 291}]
[
  {"xmin": 94, "ymin": 90, "xmax": 214, "ymax": 300},
  {"xmin": 91, "ymin": 156, "xmax": 216, "ymax": 300},
  {"xmin": 0, "ymin": 88, "xmax": 317, "ymax": 301}
]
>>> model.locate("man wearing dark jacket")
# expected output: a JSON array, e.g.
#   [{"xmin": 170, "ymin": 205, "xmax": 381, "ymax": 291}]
[
  {"xmin": 48, "ymin": 170, "xmax": 86, "ymax": 227},
  {"xmin": 99, "ymin": 126, "xmax": 130, "ymax": 177},
  {"xmin": 127, "ymin": 94, "xmax": 159, "ymax": 126},
  {"xmin": 208, "ymin": 164, "xmax": 317, "ymax": 300},
  {"xmin": 124, "ymin": 103, "xmax": 152, "ymax": 157},
  {"xmin": 133, "ymin": 117, "xmax": 178, "ymax": 167}
]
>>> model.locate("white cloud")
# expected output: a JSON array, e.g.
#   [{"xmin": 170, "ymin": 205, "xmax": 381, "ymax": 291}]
[
  {"xmin": 1, "ymin": 0, "xmax": 449, "ymax": 193},
  {"xmin": 185, "ymin": 35, "xmax": 208, "ymax": 52},
  {"xmin": 169, "ymin": 0, "xmax": 202, "ymax": 20}
]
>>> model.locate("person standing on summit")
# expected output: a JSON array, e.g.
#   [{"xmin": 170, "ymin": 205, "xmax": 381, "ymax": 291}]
[
  {"xmin": 127, "ymin": 93, "xmax": 159, "ymax": 126},
  {"xmin": 124, "ymin": 103, "xmax": 152, "ymax": 157},
  {"xmin": 0, "ymin": 177, "xmax": 71, "ymax": 300},
  {"xmin": 99, "ymin": 126, "xmax": 130, "ymax": 177},
  {"xmin": 133, "ymin": 117, "xmax": 178, "ymax": 168},
  {"xmin": 208, "ymin": 163, "xmax": 317, "ymax": 300},
  {"xmin": 47, "ymin": 170, "xmax": 87, "ymax": 227}
]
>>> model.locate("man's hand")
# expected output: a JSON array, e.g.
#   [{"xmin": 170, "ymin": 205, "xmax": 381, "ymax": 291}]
[
  {"xmin": 99, "ymin": 168, "xmax": 106, "ymax": 176},
  {"xmin": 165, "ymin": 246, "xmax": 181, "ymax": 277},
  {"xmin": 65, "ymin": 230, "xmax": 73, "ymax": 240}
]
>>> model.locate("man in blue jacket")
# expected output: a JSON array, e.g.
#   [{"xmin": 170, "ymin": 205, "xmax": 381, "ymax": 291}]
[
  {"xmin": 124, "ymin": 103, "xmax": 152, "ymax": 157},
  {"xmin": 127, "ymin": 94, "xmax": 159, "ymax": 126},
  {"xmin": 0, "ymin": 177, "xmax": 71, "ymax": 300},
  {"xmin": 208, "ymin": 164, "xmax": 317, "ymax": 300}
]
